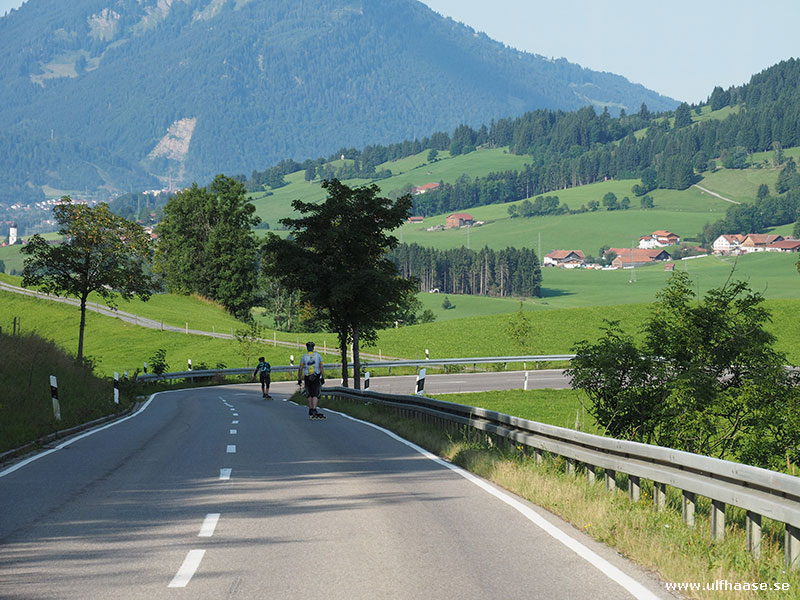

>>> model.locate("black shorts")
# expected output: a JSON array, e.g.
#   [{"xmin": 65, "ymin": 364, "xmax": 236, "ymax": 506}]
[
  {"xmin": 259, "ymin": 374, "xmax": 270, "ymax": 386},
  {"xmin": 304, "ymin": 375, "xmax": 321, "ymax": 398}
]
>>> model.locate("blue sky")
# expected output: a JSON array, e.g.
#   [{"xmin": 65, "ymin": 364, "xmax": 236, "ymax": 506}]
[
  {"xmin": 421, "ymin": 0, "xmax": 800, "ymax": 103},
  {"xmin": 2, "ymin": 0, "xmax": 798, "ymax": 103}
]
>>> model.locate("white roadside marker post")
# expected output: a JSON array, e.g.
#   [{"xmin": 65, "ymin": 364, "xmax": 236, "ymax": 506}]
[
  {"xmin": 415, "ymin": 368, "xmax": 426, "ymax": 396},
  {"xmin": 50, "ymin": 375, "xmax": 61, "ymax": 421}
]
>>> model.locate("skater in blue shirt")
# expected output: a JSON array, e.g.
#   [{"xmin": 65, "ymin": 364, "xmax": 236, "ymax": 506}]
[{"xmin": 253, "ymin": 357, "xmax": 272, "ymax": 399}]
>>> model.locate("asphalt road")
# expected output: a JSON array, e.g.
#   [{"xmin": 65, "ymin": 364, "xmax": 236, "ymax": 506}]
[{"xmin": 0, "ymin": 384, "xmax": 671, "ymax": 600}]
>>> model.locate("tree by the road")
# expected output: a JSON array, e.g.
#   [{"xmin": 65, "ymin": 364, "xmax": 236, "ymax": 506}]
[
  {"xmin": 262, "ymin": 178, "xmax": 417, "ymax": 388},
  {"xmin": 568, "ymin": 271, "xmax": 800, "ymax": 468},
  {"xmin": 21, "ymin": 198, "xmax": 156, "ymax": 360},
  {"xmin": 153, "ymin": 175, "xmax": 260, "ymax": 319}
]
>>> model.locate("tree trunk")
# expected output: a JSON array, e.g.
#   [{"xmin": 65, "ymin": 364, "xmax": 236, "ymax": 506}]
[
  {"xmin": 352, "ymin": 324, "xmax": 361, "ymax": 390},
  {"xmin": 339, "ymin": 330, "xmax": 348, "ymax": 387},
  {"xmin": 78, "ymin": 292, "xmax": 88, "ymax": 361}
]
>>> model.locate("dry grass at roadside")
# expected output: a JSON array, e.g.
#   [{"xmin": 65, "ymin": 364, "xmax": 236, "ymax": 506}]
[{"xmin": 316, "ymin": 394, "xmax": 800, "ymax": 599}]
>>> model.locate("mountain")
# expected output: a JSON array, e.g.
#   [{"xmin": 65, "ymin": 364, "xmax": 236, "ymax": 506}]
[{"xmin": 0, "ymin": 0, "xmax": 677, "ymax": 204}]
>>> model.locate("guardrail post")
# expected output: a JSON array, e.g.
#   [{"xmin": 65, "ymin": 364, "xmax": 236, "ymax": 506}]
[
  {"xmin": 746, "ymin": 511, "xmax": 762, "ymax": 559},
  {"xmin": 711, "ymin": 499, "xmax": 726, "ymax": 541},
  {"xmin": 585, "ymin": 463, "xmax": 596, "ymax": 483},
  {"xmin": 565, "ymin": 457, "xmax": 575, "ymax": 475},
  {"xmin": 628, "ymin": 475, "xmax": 641, "ymax": 502},
  {"xmin": 783, "ymin": 523, "xmax": 800, "ymax": 569},
  {"xmin": 534, "ymin": 448, "xmax": 543, "ymax": 465},
  {"xmin": 653, "ymin": 482, "xmax": 666, "ymax": 512},
  {"xmin": 605, "ymin": 469, "xmax": 616, "ymax": 492},
  {"xmin": 682, "ymin": 491, "xmax": 696, "ymax": 528},
  {"xmin": 786, "ymin": 524, "xmax": 800, "ymax": 570}
]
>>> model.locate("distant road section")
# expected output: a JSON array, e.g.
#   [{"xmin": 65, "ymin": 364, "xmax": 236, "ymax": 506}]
[
  {"xmin": 692, "ymin": 184, "xmax": 741, "ymax": 205},
  {"xmin": 0, "ymin": 280, "xmax": 386, "ymax": 359}
]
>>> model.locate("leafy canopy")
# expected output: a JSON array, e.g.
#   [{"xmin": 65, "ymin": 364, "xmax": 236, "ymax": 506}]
[
  {"xmin": 21, "ymin": 198, "xmax": 156, "ymax": 359},
  {"xmin": 262, "ymin": 179, "xmax": 416, "ymax": 387},
  {"xmin": 154, "ymin": 175, "xmax": 260, "ymax": 319},
  {"xmin": 568, "ymin": 270, "xmax": 800, "ymax": 469}
]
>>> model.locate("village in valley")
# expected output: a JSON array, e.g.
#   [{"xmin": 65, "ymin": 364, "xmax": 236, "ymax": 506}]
[{"xmin": 543, "ymin": 230, "xmax": 800, "ymax": 271}]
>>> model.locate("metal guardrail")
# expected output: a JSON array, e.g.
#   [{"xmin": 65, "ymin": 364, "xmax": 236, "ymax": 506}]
[
  {"xmin": 134, "ymin": 354, "xmax": 575, "ymax": 383},
  {"xmin": 320, "ymin": 386, "xmax": 800, "ymax": 569}
]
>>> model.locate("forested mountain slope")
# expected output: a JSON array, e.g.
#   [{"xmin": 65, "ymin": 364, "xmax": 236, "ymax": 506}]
[{"xmin": 0, "ymin": 0, "xmax": 676, "ymax": 205}]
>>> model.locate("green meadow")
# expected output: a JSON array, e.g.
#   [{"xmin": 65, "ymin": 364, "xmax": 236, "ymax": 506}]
[
  {"xmin": 395, "ymin": 168, "xmax": 781, "ymax": 255},
  {"xmin": 431, "ymin": 389, "xmax": 599, "ymax": 433}
]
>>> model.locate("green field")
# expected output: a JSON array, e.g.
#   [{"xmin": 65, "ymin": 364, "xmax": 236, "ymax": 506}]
[
  {"xmin": 395, "ymin": 177, "xmax": 741, "ymax": 255},
  {"xmin": 432, "ymin": 389, "xmax": 599, "ymax": 433},
  {"xmin": 696, "ymin": 167, "xmax": 779, "ymax": 203}
]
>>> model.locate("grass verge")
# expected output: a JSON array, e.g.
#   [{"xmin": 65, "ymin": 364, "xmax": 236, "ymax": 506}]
[
  {"xmin": 316, "ymin": 394, "xmax": 800, "ymax": 599},
  {"xmin": 0, "ymin": 332, "xmax": 138, "ymax": 453}
]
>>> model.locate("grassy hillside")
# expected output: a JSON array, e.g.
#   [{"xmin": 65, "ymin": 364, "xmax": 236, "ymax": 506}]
[
  {"xmin": 0, "ymin": 289, "xmax": 298, "ymax": 377},
  {"xmin": 244, "ymin": 144, "xmax": 786, "ymax": 257},
  {"xmin": 248, "ymin": 147, "xmax": 534, "ymax": 227}
]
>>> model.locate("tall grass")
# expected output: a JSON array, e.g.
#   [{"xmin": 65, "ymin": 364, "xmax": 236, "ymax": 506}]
[{"xmin": 0, "ymin": 332, "xmax": 134, "ymax": 453}]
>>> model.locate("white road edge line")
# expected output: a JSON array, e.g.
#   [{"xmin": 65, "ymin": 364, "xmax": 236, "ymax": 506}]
[
  {"xmin": 219, "ymin": 468, "xmax": 232, "ymax": 480},
  {"xmin": 326, "ymin": 408, "xmax": 660, "ymax": 600},
  {"xmin": 168, "ymin": 549, "xmax": 206, "ymax": 588},
  {"xmin": 0, "ymin": 393, "xmax": 159, "ymax": 479},
  {"xmin": 199, "ymin": 513, "xmax": 220, "ymax": 537}
]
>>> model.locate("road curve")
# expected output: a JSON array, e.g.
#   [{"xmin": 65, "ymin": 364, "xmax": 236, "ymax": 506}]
[{"xmin": 0, "ymin": 384, "xmax": 669, "ymax": 600}]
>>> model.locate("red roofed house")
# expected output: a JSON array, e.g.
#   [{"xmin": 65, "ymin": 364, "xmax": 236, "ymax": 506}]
[
  {"xmin": 407, "ymin": 216, "xmax": 424, "ymax": 224},
  {"xmin": 712, "ymin": 234, "xmax": 746, "ymax": 254},
  {"xmin": 607, "ymin": 248, "xmax": 671, "ymax": 268},
  {"xmin": 411, "ymin": 183, "xmax": 440, "ymax": 195},
  {"xmin": 445, "ymin": 213, "xmax": 474, "ymax": 228},
  {"xmin": 638, "ymin": 230, "xmax": 680, "ymax": 249},
  {"xmin": 741, "ymin": 234, "xmax": 783, "ymax": 253},
  {"xmin": 544, "ymin": 250, "xmax": 586, "ymax": 268},
  {"xmin": 767, "ymin": 239, "xmax": 800, "ymax": 252}
]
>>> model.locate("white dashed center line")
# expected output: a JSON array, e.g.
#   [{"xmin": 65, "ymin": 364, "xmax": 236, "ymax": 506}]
[
  {"xmin": 199, "ymin": 513, "xmax": 220, "ymax": 537},
  {"xmin": 219, "ymin": 468, "xmax": 232, "ymax": 480},
  {"xmin": 227, "ymin": 445, "xmax": 236, "ymax": 453},
  {"xmin": 168, "ymin": 550, "xmax": 205, "ymax": 588},
  {"xmin": 230, "ymin": 429, "xmax": 237, "ymax": 435}
]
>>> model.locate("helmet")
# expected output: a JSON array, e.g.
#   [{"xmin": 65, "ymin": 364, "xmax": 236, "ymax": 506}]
[{"xmin": 306, "ymin": 341, "xmax": 315, "ymax": 351}]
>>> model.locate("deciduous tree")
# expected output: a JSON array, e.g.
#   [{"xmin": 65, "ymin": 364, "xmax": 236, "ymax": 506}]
[
  {"xmin": 22, "ymin": 198, "xmax": 156, "ymax": 360},
  {"xmin": 262, "ymin": 179, "xmax": 417, "ymax": 388},
  {"xmin": 154, "ymin": 175, "xmax": 260, "ymax": 319},
  {"xmin": 568, "ymin": 271, "xmax": 800, "ymax": 468}
]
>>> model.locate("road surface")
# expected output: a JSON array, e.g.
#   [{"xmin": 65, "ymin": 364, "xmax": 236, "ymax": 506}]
[{"xmin": 0, "ymin": 384, "xmax": 670, "ymax": 600}]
